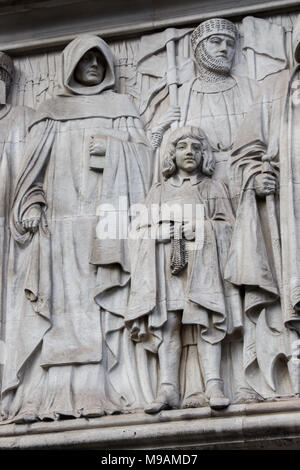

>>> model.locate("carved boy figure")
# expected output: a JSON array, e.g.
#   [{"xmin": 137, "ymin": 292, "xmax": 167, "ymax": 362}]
[
  {"xmin": 144, "ymin": 18, "xmax": 259, "ymax": 407},
  {"xmin": 127, "ymin": 126, "xmax": 242, "ymax": 411}
]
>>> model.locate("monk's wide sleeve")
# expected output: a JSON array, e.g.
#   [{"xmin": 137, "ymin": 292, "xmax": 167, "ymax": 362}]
[
  {"xmin": 11, "ymin": 119, "xmax": 57, "ymax": 244},
  {"xmin": 92, "ymin": 123, "xmax": 154, "ymax": 318}
]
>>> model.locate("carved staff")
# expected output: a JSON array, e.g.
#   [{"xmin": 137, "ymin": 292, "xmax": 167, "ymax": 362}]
[{"xmin": 166, "ymin": 30, "xmax": 179, "ymax": 130}]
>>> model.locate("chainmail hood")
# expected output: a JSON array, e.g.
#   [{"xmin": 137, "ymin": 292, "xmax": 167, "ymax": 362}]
[
  {"xmin": 194, "ymin": 40, "xmax": 233, "ymax": 78},
  {"xmin": 191, "ymin": 18, "xmax": 237, "ymax": 53}
]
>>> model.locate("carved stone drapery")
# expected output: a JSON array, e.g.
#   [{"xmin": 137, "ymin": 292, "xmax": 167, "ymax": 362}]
[{"xmin": 1, "ymin": 10, "xmax": 300, "ymax": 429}]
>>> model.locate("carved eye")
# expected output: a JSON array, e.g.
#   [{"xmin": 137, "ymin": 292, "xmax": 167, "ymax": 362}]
[
  {"xmin": 210, "ymin": 37, "xmax": 221, "ymax": 44},
  {"xmin": 176, "ymin": 141, "xmax": 186, "ymax": 148}
]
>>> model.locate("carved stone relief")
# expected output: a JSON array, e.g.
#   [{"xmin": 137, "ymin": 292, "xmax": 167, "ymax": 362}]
[
  {"xmin": 0, "ymin": 11, "xmax": 300, "ymax": 425},
  {"xmin": 127, "ymin": 126, "xmax": 239, "ymax": 411},
  {"xmin": 0, "ymin": 52, "xmax": 35, "ymax": 414}
]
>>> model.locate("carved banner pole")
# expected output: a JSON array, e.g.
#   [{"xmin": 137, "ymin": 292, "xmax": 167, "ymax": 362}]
[{"xmin": 166, "ymin": 30, "xmax": 178, "ymax": 130}]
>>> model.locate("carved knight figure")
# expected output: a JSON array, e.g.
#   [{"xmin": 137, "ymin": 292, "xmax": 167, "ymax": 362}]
[
  {"xmin": 2, "ymin": 34, "xmax": 153, "ymax": 423},
  {"xmin": 0, "ymin": 53, "xmax": 35, "ymax": 404},
  {"xmin": 225, "ymin": 17, "xmax": 300, "ymax": 398},
  {"xmin": 151, "ymin": 18, "xmax": 259, "ymax": 186},
  {"xmin": 126, "ymin": 126, "xmax": 243, "ymax": 411},
  {"xmin": 180, "ymin": 18, "xmax": 259, "ymax": 183}
]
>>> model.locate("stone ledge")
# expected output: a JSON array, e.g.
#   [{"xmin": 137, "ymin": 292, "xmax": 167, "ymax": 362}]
[
  {"xmin": 1, "ymin": 399, "xmax": 300, "ymax": 449},
  {"xmin": 1, "ymin": 0, "xmax": 300, "ymax": 54}
]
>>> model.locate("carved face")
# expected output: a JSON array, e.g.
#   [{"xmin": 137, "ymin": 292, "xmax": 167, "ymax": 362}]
[
  {"xmin": 195, "ymin": 34, "xmax": 236, "ymax": 74},
  {"xmin": 205, "ymin": 35, "xmax": 235, "ymax": 62},
  {"xmin": 175, "ymin": 137, "xmax": 203, "ymax": 175},
  {"xmin": 74, "ymin": 48, "xmax": 106, "ymax": 86}
]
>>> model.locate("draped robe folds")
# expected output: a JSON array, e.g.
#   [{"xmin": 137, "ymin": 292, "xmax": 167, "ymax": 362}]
[
  {"xmin": 0, "ymin": 104, "xmax": 35, "ymax": 398},
  {"xmin": 225, "ymin": 69, "xmax": 300, "ymax": 396},
  {"xmin": 179, "ymin": 76, "xmax": 259, "ymax": 184},
  {"xmin": 162, "ymin": 76, "xmax": 258, "ymax": 402},
  {"xmin": 4, "ymin": 35, "xmax": 154, "ymax": 422},
  {"xmin": 126, "ymin": 177, "xmax": 243, "ymax": 355}
]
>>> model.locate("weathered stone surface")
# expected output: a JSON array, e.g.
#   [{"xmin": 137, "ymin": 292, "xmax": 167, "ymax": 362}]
[
  {"xmin": 1, "ymin": 400, "xmax": 300, "ymax": 449},
  {"xmin": 1, "ymin": 1, "xmax": 300, "ymax": 450},
  {"xmin": 0, "ymin": 0, "xmax": 298, "ymax": 53}
]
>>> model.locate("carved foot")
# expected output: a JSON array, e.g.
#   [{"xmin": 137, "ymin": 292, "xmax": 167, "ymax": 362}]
[
  {"xmin": 182, "ymin": 392, "xmax": 208, "ymax": 409},
  {"xmin": 144, "ymin": 400, "xmax": 170, "ymax": 414},
  {"xmin": 11, "ymin": 412, "xmax": 38, "ymax": 424},
  {"xmin": 81, "ymin": 410, "xmax": 106, "ymax": 418},
  {"xmin": 206, "ymin": 381, "xmax": 230, "ymax": 410},
  {"xmin": 234, "ymin": 387, "xmax": 263, "ymax": 404},
  {"xmin": 144, "ymin": 384, "xmax": 180, "ymax": 414}
]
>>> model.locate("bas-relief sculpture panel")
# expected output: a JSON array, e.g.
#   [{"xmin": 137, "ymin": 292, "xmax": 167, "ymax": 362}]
[{"xmin": 0, "ymin": 10, "xmax": 300, "ymax": 423}]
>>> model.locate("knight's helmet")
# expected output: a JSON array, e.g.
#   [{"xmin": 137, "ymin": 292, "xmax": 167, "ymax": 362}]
[{"xmin": 190, "ymin": 18, "xmax": 237, "ymax": 55}]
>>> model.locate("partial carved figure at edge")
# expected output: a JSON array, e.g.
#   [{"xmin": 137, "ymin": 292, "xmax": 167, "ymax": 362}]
[{"xmin": 225, "ymin": 16, "xmax": 300, "ymax": 399}]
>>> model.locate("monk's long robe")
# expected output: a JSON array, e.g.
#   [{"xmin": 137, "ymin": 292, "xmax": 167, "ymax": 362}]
[{"xmin": 3, "ymin": 35, "xmax": 154, "ymax": 422}]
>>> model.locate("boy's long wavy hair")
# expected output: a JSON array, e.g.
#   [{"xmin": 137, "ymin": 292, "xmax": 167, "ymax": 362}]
[{"xmin": 162, "ymin": 126, "xmax": 215, "ymax": 180}]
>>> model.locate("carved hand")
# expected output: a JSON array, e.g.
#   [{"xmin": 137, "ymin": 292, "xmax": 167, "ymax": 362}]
[
  {"xmin": 22, "ymin": 205, "xmax": 42, "ymax": 233},
  {"xmin": 157, "ymin": 106, "xmax": 181, "ymax": 131},
  {"xmin": 254, "ymin": 173, "xmax": 277, "ymax": 198},
  {"xmin": 157, "ymin": 222, "xmax": 174, "ymax": 243},
  {"xmin": 183, "ymin": 221, "xmax": 195, "ymax": 241},
  {"xmin": 89, "ymin": 135, "xmax": 107, "ymax": 156}
]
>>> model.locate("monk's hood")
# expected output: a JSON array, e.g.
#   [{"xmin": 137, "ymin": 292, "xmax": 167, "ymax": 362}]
[{"xmin": 59, "ymin": 34, "xmax": 115, "ymax": 96}]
